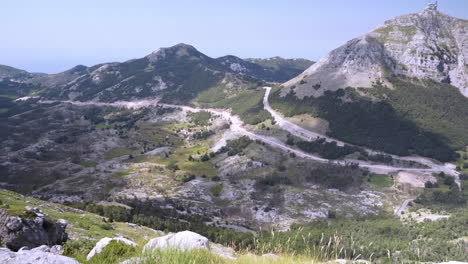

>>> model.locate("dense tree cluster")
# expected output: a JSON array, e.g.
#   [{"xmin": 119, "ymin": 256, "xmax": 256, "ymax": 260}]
[
  {"xmin": 417, "ymin": 172, "xmax": 468, "ymax": 205},
  {"xmin": 217, "ymin": 136, "xmax": 252, "ymax": 156},
  {"xmin": 305, "ymin": 162, "xmax": 365, "ymax": 190},
  {"xmin": 192, "ymin": 130, "xmax": 214, "ymax": 140},
  {"xmin": 295, "ymin": 138, "xmax": 359, "ymax": 159}
]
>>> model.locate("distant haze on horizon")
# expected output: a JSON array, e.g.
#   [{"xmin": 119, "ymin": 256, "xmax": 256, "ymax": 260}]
[{"xmin": 2, "ymin": 0, "xmax": 467, "ymax": 74}]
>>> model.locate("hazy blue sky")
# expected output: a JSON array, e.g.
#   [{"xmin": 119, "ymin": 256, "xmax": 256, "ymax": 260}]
[{"xmin": 2, "ymin": 0, "xmax": 467, "ymax": 73}]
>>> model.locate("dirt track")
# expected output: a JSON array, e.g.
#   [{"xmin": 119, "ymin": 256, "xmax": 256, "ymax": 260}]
[
  {"xmin": 262, "ymin": 87, "xmax": 459, "ymax": 179},
  {"xmin": 38, "ymin": 95, "xmax": 460, "ymax": 179}
]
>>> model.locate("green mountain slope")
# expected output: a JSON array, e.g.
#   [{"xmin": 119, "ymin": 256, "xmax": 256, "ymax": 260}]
[
  {"xmin": 246, "ymin": 57, "xmax": 314, "ymax": 82},
  {"xmin": 0, "ymin": 64, "xmax": 37, "ymax": 80},
  {"xmin": 274, "ymin": 8, "xmax": 468, "ymax": 161},
  {"xmin": 217, "ymin": 56, "xmax": 313, "ymax": 83},
  {"xmin": 270, "ymin": 77, "xmax": 468, "ymax": 161},
  {"xmin": 0, "ymin": 65, "xmax": 43, "ymax": 98},
  {"xmin": 39, "ymin": 44, "xmax": 261, "ymax": 104}
]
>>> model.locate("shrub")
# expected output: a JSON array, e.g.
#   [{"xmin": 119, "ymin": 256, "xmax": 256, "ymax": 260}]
[
  {"xmin": 200, "ymin": 153, "xmax": 210, "ymax": 162},
  {"xmin": 167, "ymin": 162, "xmax": 180, "ymax": 172},
  {"xmin": 277, "ymin": 165, "xmax": 287, "ymax": 172},
  {"xmin": 209, "ymin": 184, "xmax": 223, "ymax": 197},
  {"xmin": 211, "ymin": 176, "xmax": 221, "ymax": 181},
  {"xmin": 87, "ymin": 240, "xmax": 137, "ymax": 264},
  {"xmin": 460, "ymin": 173, "xmax": 468, "ymax": 181},
  {"xmin": 425, "ymin": 181, "xmax": 434, "ymax": 188},
  {"xmin": 327, "ymin": 210, "xmax": 337, "ymax": 219},
  {"xmin": 218, "ymin": 136, "xmax": 252, "ymax": 156},
  {"xmin": 256, "ymin": 174, "xmax": 291, "ymax": 187},
  {"xmin": 98, "ymin": 222, "xmax": 113, "ymax": 230},
  {"xmin": 63, "ymin": 239, "xmax": 96, "ymax": 261},
  {"xmin": 444, "ymin": 176, "xmax": 455, "ymax": 186},
  {"xmin": 305, "ymin": 163, "xmax": 366, "ymax": 190}
]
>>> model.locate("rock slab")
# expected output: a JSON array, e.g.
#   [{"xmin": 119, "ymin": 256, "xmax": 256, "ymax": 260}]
[{"xmin": 0, "ymin": 246, "xmax": 80, "ymax": 264}]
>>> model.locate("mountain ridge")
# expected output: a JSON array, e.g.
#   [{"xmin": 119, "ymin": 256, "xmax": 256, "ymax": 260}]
[
  {"xmin": 271, "ymin": 6, "xmax": 468, "ymax": 161},
  {"xmin": 0, "ymin": 44, "xmax": 312, "ymax": 103}
]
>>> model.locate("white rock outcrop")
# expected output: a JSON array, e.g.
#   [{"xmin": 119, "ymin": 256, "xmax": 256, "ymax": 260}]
[
  {"xmin": 0, "ymin": 246, "xmax": 80, "ymax": 264},
  {"xmin": 143, "ymin": 231, "xmax": 209, "ymax": 252},
  {"xmin": 87, "ymin": 237, "xmax": 137, "ymax": 260},
  {"xmin": 142, "ymin": 231, "xmax": 236, "ymax": 259}
]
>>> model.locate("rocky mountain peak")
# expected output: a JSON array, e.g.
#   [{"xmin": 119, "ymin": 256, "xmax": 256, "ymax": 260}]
[
  {"xmin": 284, "ymin": 8, "xmax": 468, "ymax": 98},
  {"xmin": 147, "ymin": 43, "xmax": 203, "ymax": 63},
  {"xmin": 425, "ymin": 1, "xmax": 438, "ymax": 11}
]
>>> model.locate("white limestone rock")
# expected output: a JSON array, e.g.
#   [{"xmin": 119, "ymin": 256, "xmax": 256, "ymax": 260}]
[
  {"xmin": 142, "ymin": 231, "xmax": 236, "ymax": 259},
  {"xmin": 0, "ymin": 246, "xmax": 80, "ymax": 264},
  {"xmin": 143, "ymin": 231, "xmax": 209, "ymax": 252},
  {"xmin": 284, "ymin": 8, "xmax": 468, "ymax": 97}
]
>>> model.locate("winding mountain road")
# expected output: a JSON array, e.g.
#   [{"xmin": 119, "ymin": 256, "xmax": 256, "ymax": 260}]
[
  {"xmin": 39, "ymin": 94, "xmax": 460, "ymax": 179},
  {"xmin": 394, "ymin": 199, "xmax": 414, "ymax": 216},
  {"xmin": 262, "ymin": 87, "xmax": 460, "ymax": 179}
]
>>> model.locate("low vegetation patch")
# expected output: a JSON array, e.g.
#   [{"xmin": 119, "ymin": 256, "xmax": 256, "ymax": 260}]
[
  {"xmin": 105, "ymin": 147, "xmax": 138, "ymax": 160},
  {"xmin": 77, "ymin": 161, "xmax": 98, "ymax": 168},
  {"xmin": 305, "ymin": 163, "xmax": 366, "ymax": 190},
  {"xmin": 369, "ymin": 173, "xmax": 394, "ymax": 188},
  {"xmin": 199, "ymin": 88, "xmax": 271, "ymax": 125},
  {"xmin": 188, "ymin": 111, "xmax": 212, "ymax": 126},
  {"xmin": 217, "ymin": 136, "xmax": 252, "ymax": 156},
  {"xmin": 87, "ymin": 240, "xmax": 138, "ymax": 264},
  {"xmin": 295, "ymin": 137, "xmax": 360, "ymax": 160},
  {"xmin": 416, "ymin": 172, "xmax": 467, "ymax": 205},
  {"xmin": 209, "ymin": 184, "xmax": 223, "ymax": 197}
]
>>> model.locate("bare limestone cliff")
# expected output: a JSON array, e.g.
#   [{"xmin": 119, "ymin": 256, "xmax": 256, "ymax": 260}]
[{"xmin": 284, "ymin": 6, "xmax": 468, "ymax": 97}]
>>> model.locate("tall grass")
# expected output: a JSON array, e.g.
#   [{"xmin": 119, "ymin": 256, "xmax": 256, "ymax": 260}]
[
  {"xmin": 248, "ymin": 228, "xmax": 369, "ymax": 262},
  {"xmin": 90, "ymin": 247, "xmax": 324, "ymax": 264}
]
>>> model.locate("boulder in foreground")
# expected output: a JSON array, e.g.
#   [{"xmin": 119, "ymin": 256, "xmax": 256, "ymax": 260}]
[
  {"xmin": 0, "ymin": 208, "xmax": 68, "ymax": 251},
  {"xmin": 0, "ymin": 246, "xmax": 80, "ymax": 264},
  {"xmin": 143, "ymin": 230, "xmax": 210, "ymax": 252}
]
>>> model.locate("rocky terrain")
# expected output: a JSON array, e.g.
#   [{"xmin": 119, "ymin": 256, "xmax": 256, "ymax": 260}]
[
  {"xmin": 1, "ymin": 188, "xmax": 466, "ymax": 263},
  {"xmin": 0, "ymin": 97, "xmax": 394, "ymax": 229},
  {"xmin": 271, "ymin": 6, "xmax": 468, "ymax": 166},
  {"xmin": 0, "ymin": 207, "xmax": 68, "ymax": 251},
  {"xmin": 0, "ymin": 4, "xmax": 467, "ymax": 263},
  {"xmin": 0, "ymin": 13, "xmax": 466, "ymax": 230},
  {"xmin": 218, "ymin": 56, "xmax": 314, "ymax": 82},
  {"xmin": 283, "ymin": 6, "xmax": 468, "ymax": 97}
]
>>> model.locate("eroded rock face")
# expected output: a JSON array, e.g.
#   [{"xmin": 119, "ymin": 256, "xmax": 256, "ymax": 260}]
[
  {"xmin": 0, "ymin": 246, "xmax": 80, "ymax": 264},
  {"xmin": 0, "ymin": 208, "xmax": 68, "ymax": 251},
  {"xmin": 285, "ymin": 8, "xmax": 468, "ymax": 97}
]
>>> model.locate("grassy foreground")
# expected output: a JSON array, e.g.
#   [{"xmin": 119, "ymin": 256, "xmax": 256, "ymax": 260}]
[
  {"xmin": 1, "ymin": 188, "xmax": 467, "ymax": 263},
  {"xmin": 0, "ymin": 188, "xmax": 327, "ymax": 264},
  {"xmin": 84, "ymin": 244, "xmax": 323, "ymax": 264}
]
